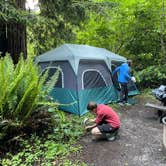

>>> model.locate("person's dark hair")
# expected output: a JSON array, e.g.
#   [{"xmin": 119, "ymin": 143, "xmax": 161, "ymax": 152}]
[
  {"xmin": 87, "ymin": 101, "xmax": 97, "ymax": 111},
  {"xmin": 127, "ymin": 59, "xmax": 132, "ymax": 66}
]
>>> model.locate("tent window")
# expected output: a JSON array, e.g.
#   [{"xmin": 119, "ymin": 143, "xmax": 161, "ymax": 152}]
[
  {"xmin": 42, "ymin": 67, "xmax": 64, "ymax": 88},
  {"xmin": 82, "ymin": 69, "xmax": 107, "ymax": 89}
]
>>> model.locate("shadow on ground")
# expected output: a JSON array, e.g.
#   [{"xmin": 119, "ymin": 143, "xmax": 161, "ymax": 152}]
[{"xmin": 72, "ymin": 96, "xmax": 166, "ymax": 166}]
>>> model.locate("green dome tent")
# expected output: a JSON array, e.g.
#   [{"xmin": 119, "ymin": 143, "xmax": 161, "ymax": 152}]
[{"xmin": 36, "ymin": 44, "xmax": 139, "ymax": 115}]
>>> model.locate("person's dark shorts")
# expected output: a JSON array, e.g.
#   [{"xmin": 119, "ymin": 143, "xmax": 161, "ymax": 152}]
[{"xmin": 97, "ymin": 124, "xmax": 119, "ymax": 134}]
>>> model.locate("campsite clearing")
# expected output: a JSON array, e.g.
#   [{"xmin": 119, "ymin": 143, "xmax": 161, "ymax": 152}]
[{"xmin": 69, "ymin": 95, "xmax": 166, "ymax": 166}]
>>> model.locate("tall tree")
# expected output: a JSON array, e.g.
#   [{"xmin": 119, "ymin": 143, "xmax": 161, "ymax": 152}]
[
  {"xmin": 30, "ymin": 0, "xmax": 112, "ymax": 55},
  {"xmin": 0, "ymin": 0, "xmax": 27, "ymax": 64},
  {"xmin": 76, "ymin": 0, "xmax": 166, "ymax": 70},
  {"xmin": 29, "ymin": 0, "xmax": 89, "ymax": 55},
  {"xmin": 8, "ymin": 0, "xmax": 27, "ymax": 64}
]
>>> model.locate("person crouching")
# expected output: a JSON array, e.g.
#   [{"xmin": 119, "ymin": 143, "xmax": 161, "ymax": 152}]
[{"xmin": 86, "ymin": 102, "xmax": 120, "ymax": 141}]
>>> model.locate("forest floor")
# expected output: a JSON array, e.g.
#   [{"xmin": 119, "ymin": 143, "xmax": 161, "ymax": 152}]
[{"xmin": 71, "ymin": 95, "xmax": 166, "ymax": 166}]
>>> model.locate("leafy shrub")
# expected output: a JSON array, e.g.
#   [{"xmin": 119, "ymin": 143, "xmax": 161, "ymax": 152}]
[
  {"xmin": 0, "ymin": 55, "xmax": 59, "ymax": 142},
  {"xmin": 131, "ymin": 53, "xmax": 154, "ymax": 71},
  {"xmin": 135, "ymin": 64, "xmax": 166, "ymax": 89}
]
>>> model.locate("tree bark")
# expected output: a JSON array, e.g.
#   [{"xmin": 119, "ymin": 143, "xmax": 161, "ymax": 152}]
[
  {"xmin": 0, "ymin": 0, "xmax": 27, "ymax": 64},
  {"xmin": 7, "ymin": 21, "xmax": 27, "ymax": 64},
  {"xmin": 7, "ymin": 0, "xmax": 27, "ymax": 64},
  {"xmin": 0, "ymin": 23, "xmax": 7, "ymax": 56}
]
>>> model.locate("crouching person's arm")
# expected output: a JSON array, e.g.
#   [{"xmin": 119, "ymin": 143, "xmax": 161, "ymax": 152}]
[
  {"xmin": 85, "ymin": 118, "xmax": 96, "ymax": 130},
  {"xmin": 85, "ymin": 123, "xmax": 96, "ymax": 131}
]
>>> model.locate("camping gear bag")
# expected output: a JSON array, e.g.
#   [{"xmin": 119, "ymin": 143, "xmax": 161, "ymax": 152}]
[{"xmin": 152, "ymin": 85, "xmax": 166, "ymax": 105}]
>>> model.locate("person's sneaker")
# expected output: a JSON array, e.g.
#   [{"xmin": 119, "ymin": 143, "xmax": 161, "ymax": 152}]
[
  {"xmin": 106, "ymin": 134, "xmax": 116, "ymax": 141},
  {"xmin": 105, "ymin": 133, "xmax": 116, "ymax": 141},
  {"xmin": 106, "ymin": 135, "xmax": 116, "ymax": 141}
]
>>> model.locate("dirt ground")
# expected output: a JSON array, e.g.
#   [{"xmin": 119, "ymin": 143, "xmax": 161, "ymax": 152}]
[{"xmin": 72, "ymin": 96, "xmax": 166, "ymax": 166}]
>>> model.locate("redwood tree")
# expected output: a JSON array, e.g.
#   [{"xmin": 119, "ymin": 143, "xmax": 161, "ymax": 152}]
[{"xmin": 0, "ymin": 0, "xmax": 27, "ymax": 64}]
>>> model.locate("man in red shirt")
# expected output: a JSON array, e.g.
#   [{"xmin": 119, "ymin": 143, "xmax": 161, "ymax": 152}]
[{"xmin": 85, "ymin": 101, "xmax": 120, "ymax": 141}]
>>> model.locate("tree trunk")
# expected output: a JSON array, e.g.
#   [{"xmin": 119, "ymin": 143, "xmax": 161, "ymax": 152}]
[
  {"xmin": 7, "ymin": 0, "xmax": 27, "ymax": 64},
  {"xmin": 0, "ymin": 23, "xmax": 7, "ymax": 56},
  {"xmin": 7, "ymin": 21, "xmax": 27, "ymax": 64},
  {"xmin": 0, "ymin": 0, "xmax": 27, "ymax": 64}
]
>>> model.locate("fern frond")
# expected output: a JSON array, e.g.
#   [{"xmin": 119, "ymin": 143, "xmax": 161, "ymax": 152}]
[
  {"xmin": 0, "ymin": 55, "xmax": 15, "ymax": 115},
  {"xmin": 14, "ymin": 81, "xmax": 38, "ymax": 118},
  {"xmin": 44, "ymin": 67, "xmax": 60, "ymax": 93}
]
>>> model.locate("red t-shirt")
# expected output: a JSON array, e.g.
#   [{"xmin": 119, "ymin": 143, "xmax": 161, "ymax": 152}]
[{"xmin": 95, "ymin": 104, "xmax": 120, "ymax": 128}]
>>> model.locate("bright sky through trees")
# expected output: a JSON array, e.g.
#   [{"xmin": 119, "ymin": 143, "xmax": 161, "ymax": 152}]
[{"xmin": 26, "ymin": 0, "xmax": 39, "ymax": 11}]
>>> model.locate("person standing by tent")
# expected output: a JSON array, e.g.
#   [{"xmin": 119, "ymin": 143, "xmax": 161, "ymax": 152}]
[
  {"xmin": 112, "ymin": 60, "xmax": 135, "ymax": 105},
  {"xmin": 85, "ymin": 102, "xmax": 120, "ymax": 141}
]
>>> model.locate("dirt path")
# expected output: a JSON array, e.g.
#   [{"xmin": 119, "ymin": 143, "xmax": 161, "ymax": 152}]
[{"xmin": 74, "ymin": 96, "xmax": 166, "ymax": 166}]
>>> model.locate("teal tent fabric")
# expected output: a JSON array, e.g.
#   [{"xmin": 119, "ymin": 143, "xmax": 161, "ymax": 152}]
[
  {"xmin": 50, "ymin": 86, "xmax": 118, "ymax": 115},
  {"xmin": 36, "ymin": 44, "xmax": 126, "ymax": 74}
]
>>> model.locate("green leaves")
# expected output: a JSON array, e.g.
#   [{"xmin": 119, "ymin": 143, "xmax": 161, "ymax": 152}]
[
  {"xmin": 135, "ymin": 64, "xmax": 166, "ymax": 89},
  {"xmin": 1, "ymin": 112, "xmax": 85, "ymax": 166},
  {"xmin": 75, "ymin": 0, "xmax": 166, "ymax": 70},
  {"xmin": 0, "ymin": 0, "xmax": 28, "ymax": 23}
]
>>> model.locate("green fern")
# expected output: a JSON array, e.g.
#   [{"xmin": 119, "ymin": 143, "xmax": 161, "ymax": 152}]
[
  {"xmin": 0, "ymin": 55, "xmax": 59, "ymax": 132},
  {"xmin": 0, "ymin": 56, "xmax": 16, "ymax": 115},
  {"xmin": 44, "ymin": 67, "xmax": 60, "ymax": 94},
  {"xmin": 14, "ymin": 81, "xmax": 37, "ymax": 118}
]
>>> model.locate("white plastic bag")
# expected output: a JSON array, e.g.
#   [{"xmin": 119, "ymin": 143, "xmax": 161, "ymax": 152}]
[{"xmin": 131, "ymin": 76, "xmax": 136, "ymax": 83}]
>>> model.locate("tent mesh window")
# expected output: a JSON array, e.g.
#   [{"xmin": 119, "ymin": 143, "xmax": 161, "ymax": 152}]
[
  {"xmin": 42, "ymin": 67, "xmax": 63, "ymax": 88},
  {"xmin": 83, "ymin": 70, "xmax": 107, "ymax": 89}
]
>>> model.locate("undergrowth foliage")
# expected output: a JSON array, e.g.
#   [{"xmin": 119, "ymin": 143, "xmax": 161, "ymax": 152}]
[
  {"xmin": 135, "ymin": 65, "xmax": 166, "ymax": 89},
  {"xmin": 1, "ymin": 113, "xmax": 85, "ymax": 166},
  {"xmin": 0, "ymin": 55, "xmax": 59, "ymax": 142}
]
